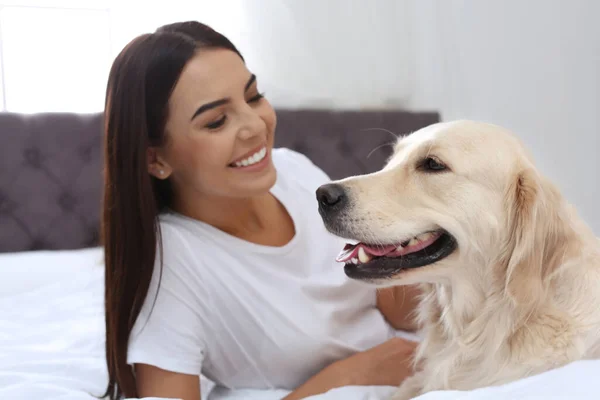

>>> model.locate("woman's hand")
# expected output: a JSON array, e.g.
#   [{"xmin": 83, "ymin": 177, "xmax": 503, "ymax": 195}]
[
  {"xmin": 331, "ymin": 337, "xmax": 418, "ymax": 387},
  {"xmin": 282, "ymin": 337, "xmax": 417, "ymax": 399}
]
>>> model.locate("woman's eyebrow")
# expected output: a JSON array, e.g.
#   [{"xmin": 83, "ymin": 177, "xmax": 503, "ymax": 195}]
[
  {"xmin": 190, "ymin": 74, "xmax": 258, "ymax": 121},
  {"xmin": 190, "ymin": 99, "xmax": 228, "ymax": 121},
  {"xmin": 245, "ymin": 74, "xmax": 256, "ymax": 92}
]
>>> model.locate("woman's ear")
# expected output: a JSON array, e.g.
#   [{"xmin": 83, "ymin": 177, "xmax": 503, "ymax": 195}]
[{"xmin": 147, "ymin": 147, "xmax": 172, "ymax": 179}]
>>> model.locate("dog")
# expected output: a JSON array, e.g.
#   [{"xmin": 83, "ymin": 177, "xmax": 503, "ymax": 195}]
[{"xmin": 316, "ymin": 120, "xmax": 600, "ymax": 399}]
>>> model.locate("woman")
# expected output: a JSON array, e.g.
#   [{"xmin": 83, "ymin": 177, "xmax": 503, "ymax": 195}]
[{"xmin": 103, "ymin": 21, "xmax": 419, "ymax": 400}]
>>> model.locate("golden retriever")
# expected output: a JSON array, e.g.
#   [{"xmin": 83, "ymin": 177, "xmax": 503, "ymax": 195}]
[{"xmin": 316, "ymin": 120, "xmax": 600, "ymax": 399}]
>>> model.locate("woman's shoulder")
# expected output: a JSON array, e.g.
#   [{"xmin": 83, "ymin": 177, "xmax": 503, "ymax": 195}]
[
  {"xmin": 153, "ymin": 214, "xmax": 210, "ymax": 270},
  {"xmin": 157, "ymin": 213, "xmax": 195, "ymax": 247},
  {"xmin": 272, "ymin": 147, "xmax": 332, "ymax": 191}
]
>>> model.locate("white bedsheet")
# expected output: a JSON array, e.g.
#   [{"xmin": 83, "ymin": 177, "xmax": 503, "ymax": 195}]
[
  {"xmin": 0, "ymin": 248, "xmax": 107, "ymax": 400},
  {"xmin": 1, "ymin": 248, "xmax": 599, "ymax": 400}
]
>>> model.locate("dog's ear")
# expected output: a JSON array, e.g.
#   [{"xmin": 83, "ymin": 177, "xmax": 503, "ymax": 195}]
[{"xmin": 501, "ymin": 168, "xmax": 570, "ymax": 308}]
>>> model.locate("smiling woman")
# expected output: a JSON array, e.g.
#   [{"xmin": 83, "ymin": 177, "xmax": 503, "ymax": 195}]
[
  {"xmin": 102, "ymin": 20, "xmax": 420, "ymax": 400},
  {"xmin": 145, "ymin": 47, "xmax": 280, "ymax": 227}
]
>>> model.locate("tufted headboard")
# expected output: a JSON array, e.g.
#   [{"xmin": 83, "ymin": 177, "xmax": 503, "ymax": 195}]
[{"xmin": 0, "ymin": 109, "xmax": 439, "ymax": 253}]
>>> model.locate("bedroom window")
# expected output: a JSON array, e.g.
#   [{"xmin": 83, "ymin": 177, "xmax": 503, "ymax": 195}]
[
  {"xmin": 0, "ymin": 0, "xmax": 240, "ymax": 113},
  {"xmin": 0, "ymin": 2, "xmax": 112, "ymax": 113}
]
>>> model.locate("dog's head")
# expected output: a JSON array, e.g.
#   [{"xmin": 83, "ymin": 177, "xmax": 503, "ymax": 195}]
[{"xmin": 317, "ymin": 120, "xmax": 572, "ymax": 303}]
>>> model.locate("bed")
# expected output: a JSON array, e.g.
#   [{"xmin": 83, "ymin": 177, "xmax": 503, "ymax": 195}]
[{"xmin": 1, "ymin": 110, "xmax": 599, "ymax": 400}]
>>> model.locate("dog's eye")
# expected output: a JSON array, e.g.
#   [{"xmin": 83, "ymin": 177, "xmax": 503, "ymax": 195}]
[{"xmin": 420, "ymin": 157, "xmax": 447, "ymax": 172}]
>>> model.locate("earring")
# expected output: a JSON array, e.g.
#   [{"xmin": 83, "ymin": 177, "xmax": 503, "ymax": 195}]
[{"xmin": 159, "ymin": 170, "xmax": 164, "ymax": 176}]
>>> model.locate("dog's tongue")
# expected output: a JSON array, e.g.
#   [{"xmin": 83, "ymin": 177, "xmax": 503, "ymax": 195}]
[{"xmin": 336, "ymin": 243, "xmax": 396, "ymax": 262}]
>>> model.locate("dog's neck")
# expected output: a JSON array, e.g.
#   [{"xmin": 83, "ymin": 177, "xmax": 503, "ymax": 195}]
[
  {"xmin": 415, "ymin": 271, "xmax": 527, "ymax": 388},
  {"xmin": 422, "ymin": 273, "xmax": 489, "ymax": 339},
  {"xmin": 417, "ymin": 227, "xmax": 587, "ymax": 364},
  {"xmin": 419, "ymin": 261, "xmax": 528, "ymax": 351}
]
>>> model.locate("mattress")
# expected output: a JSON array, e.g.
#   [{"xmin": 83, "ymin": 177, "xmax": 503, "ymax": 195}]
[{"xmin": 1, "ymin": 248, "xmax": 599, "ymax": 400}]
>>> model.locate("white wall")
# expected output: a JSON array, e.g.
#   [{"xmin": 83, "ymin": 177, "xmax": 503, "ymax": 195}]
[
  {"xmin": 235, "ymin": 0, "xmax": 599, "ymax": 233},
  {"xmin": 231, "ymin": 0, "xmax": 414, "ymax": 109},
  {"xmin": 406, "ymin": 0, "xmax": 599, "ymax": 233}
]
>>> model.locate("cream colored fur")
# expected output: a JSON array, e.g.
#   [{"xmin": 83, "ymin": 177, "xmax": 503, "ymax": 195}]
[{"xmin": 330, "ymin": 121, "xmax": 600, "ymax": 399}]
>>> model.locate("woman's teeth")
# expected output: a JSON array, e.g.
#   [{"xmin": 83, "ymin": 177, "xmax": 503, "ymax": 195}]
[{"xmin": 233, "ymin": 147, "xmax": 267, "ymax": 167}]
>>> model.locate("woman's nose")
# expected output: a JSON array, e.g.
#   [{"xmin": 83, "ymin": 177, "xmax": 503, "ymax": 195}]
[{"xmin": 237, "ymin": 108, "xmax": 266, "ymax": 140}]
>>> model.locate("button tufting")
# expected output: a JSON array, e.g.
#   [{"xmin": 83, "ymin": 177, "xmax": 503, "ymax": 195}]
[
  {"xmin": 79, "ymin": 145, "xmax": 93, "ymax": 163},
  {"xmin": 29, "ymin": 239, "xmax": 45, "ymax": 251},
  {"xmin": 293, "ymin": 141, "xmax": 309, "ymax": 154},
  {"xmin": 86, "ymin": 229, "xmax": 99, "ymax": 247},
  {"xmin": 336, "ymin": 139, "xmax": 352, "ymax": 153},
  {"xmin": 23, "ymin": 147, "xmax": 43, "ymax": 168},
  {"xmin": 0, "ymin": 190, "xmax": 7, "ymax": 213},
  {"xmin": 58, "ymin": 192, "xmax": 77, "ymax": 212},
  {"xmin": 0, "ymin": 189, "xmax": 15, "ymax": 214}
]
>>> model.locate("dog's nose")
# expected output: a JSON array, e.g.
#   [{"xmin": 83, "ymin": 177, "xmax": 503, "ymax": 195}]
[{"xmin": 316, "ymin": 183, "xmax": 347, "ymax": 212}]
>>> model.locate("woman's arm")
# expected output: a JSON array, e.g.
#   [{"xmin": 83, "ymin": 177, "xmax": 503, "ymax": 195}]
[
  {"xmin": 134, "ymin": 338, "xmax": 416, "ymax": 400},
  {"xmin": 377, "ymin": 285, "xmax": 421, "ymax": 332},
  {"xmin": 282, "ymin": 337, "xmax": 417, "ymax": 400},
  {"xmin": 135, "ymin": 363, "xmax": 201, "ymax": 400}
]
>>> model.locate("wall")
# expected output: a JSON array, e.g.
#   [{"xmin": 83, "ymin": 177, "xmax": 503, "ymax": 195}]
[
  {"xmin": 231, "ymin": 0, "xmax": 414, "ymax": 109},
  {"xmin": 406, "ymin": 0, "xmax": 599, "ymax": 232},
  {"xmin": 234, "ymin": 0, "xmax": 598, "ymax": 232}
]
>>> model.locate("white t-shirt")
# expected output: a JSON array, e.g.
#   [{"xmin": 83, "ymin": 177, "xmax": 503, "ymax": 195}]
[{"xmin": 127, "ymin": 148, "xmax": 394, "ymax": 391}]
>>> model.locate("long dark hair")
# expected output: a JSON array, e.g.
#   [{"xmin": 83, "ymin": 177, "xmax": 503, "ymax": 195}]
[{"xmin": 102, "ymin": 21, "xmax": 243, "ymax": 399}]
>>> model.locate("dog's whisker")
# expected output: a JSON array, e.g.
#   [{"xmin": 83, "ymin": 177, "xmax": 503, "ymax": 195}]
[
  {"xmin": 361, "ymin": 127, "xmax": 401, "ymax": 140},
  {"xmin": 366, "ymin": 141, "xmax": 396, "ymax": 160}
]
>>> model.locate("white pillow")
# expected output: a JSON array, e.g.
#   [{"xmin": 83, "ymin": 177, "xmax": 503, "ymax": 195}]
[{"xmin": 0, "ymin": 247, "xmax": 103, "ymax": 297}]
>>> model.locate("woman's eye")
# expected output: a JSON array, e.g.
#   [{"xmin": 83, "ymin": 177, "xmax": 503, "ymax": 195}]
[
  {"xmin": 205, "ymin": 115, "xmax": 227, "ymax": 130},
  {"xmin": 247, "ymin": 92, "xmax": 265, "ymax": 103}
]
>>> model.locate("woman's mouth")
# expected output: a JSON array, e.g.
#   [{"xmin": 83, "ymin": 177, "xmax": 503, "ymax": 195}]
[{"xmin": 228, "ymin": 146, "xmax": 268, "ymax": 169}]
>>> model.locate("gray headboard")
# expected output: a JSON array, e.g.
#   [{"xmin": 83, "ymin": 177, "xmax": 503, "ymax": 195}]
[{"xmin": 0, "ymin": 109, "xmax": 439, "ymax": 253}]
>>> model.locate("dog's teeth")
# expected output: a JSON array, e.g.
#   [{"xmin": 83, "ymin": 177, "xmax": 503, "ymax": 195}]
[
  {"xmin": 396, "ymin": 245, "xmax": 404, "ymax": 251},
  {"xmin": 351, "ymin": 258, "xmax": 358, "ymax": 264},
  {"xmin": 417, "ymin": 232, "xmax": 433, "ymax": 242},
  {"xmin": 408, "ymin": 238, "xmax": 418, "ymax": 247},
  {"xmin": 358, "ymin": 247, "xmax": 371, "ymax": 263}
]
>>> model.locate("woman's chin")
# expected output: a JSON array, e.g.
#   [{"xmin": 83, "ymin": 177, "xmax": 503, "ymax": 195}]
[{"xmin": 230, "ymin": 165, "xmax": 278, "ymax": 197}]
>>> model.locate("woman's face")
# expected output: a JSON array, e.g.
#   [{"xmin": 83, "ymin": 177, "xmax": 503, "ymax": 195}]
[{"xmin": 150, "ymin": 48, "xmax": 277, "ymax": 203}]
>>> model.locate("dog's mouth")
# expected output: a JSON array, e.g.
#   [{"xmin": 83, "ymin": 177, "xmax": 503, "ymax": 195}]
[{"xmin": 336, "ymin": 229, "xmax": 457, "ymax": 280}]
